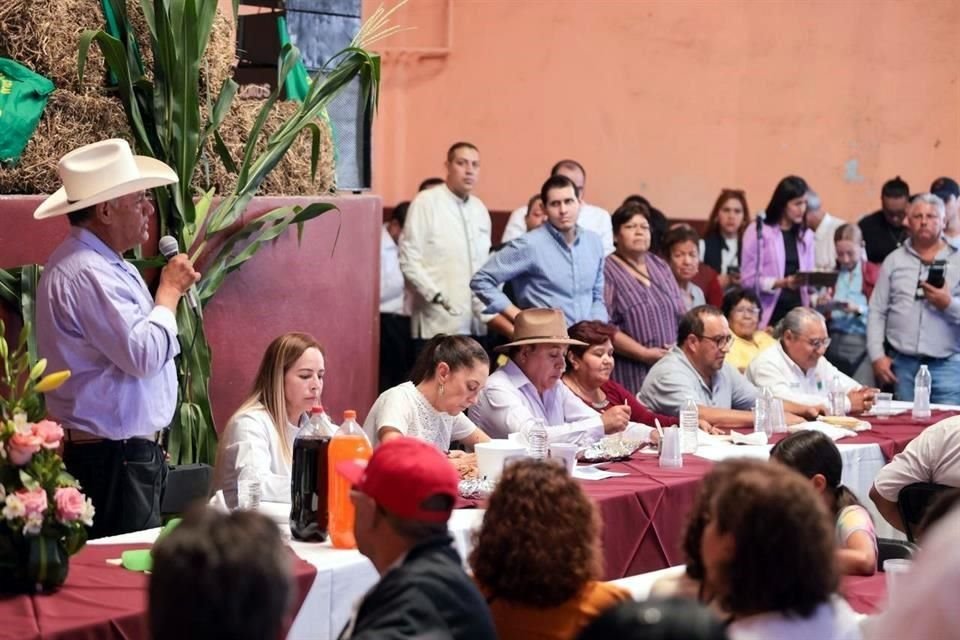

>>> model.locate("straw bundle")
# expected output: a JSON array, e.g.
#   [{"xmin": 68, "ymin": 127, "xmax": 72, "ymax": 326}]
[
  {"xmin": 0, "ymin": 0, "xmax": 234, "ymax": 94},
  {"xmin": 194, "ymin": 99, "xmax": 336, "ymax": 196},
  {"xmin": 0, "ymin": 90, "xmax": 129, "ymax": 194}
]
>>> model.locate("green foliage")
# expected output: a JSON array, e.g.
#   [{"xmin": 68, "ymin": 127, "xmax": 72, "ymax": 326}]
[{"xmin": 75, "ymin": 0, "xmax": 387, "ymax": 464}]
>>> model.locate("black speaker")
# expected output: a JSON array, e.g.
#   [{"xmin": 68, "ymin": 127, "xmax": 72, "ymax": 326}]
[{"xmin": 161, "ymin": 463, "xmax": 214, "ymax": 516}]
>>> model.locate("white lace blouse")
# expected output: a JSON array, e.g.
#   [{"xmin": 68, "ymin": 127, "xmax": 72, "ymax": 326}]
[{"xmin": 363, "ymin": 381, "xmax": 478, "ymax": 451}]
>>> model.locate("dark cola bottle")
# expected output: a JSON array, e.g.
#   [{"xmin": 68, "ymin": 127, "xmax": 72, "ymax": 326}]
[{"xmin": 290, "ymin": 414, "xmax": 331, "ymax": 542}]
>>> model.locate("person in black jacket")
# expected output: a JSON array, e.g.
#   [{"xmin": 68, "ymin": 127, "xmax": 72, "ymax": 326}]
[{"xmin": 336, "ymin": 437, "xmax": 496, "ymax": 640}]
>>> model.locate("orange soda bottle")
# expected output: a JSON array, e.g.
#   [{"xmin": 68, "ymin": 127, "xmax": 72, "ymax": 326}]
[{"xmin": 328, "ymin": 409, "xmax": 372, "ymax": 549}]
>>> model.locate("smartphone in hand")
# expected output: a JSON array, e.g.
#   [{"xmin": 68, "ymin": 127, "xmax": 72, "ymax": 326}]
[{"xmin": 917, "ymin": 260, "xmax": 947, "ymax": 298}]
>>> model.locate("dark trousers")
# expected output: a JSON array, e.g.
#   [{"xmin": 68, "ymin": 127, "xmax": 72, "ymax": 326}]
[
  {"xmin": 380, "ymin": 313, "xmax": 415, "ymax": 393},
  {"xmin": 63, "ymin": 438, "xmax": 167, "ymax": 539}
]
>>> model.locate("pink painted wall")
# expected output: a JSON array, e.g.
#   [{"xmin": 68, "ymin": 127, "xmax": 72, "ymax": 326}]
[
  {"xmin": 0, "ymin": 195, "xmax": 381, "ymax": 431},
  {"xmin": 365, "ymin": 0, "xmax": 960, "ymax": 221}
]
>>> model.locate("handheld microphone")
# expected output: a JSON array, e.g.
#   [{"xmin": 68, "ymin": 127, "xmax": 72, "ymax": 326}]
[
  {"xmin": 755, "ymin": 210, "xmax": 766, "ymax": 235},
  {"xmin": 158, "ymin": 235, "xmax": 200, "ymax": 311}
]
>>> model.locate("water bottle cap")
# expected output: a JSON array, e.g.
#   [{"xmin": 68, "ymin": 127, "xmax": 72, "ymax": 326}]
[
  {"xmin": 343, "ymin": 409, "xmax": 357, "ymax": 420},
  {"xmin": 310, "ymin": 405, "xmax": 324, "ymax": 415}
]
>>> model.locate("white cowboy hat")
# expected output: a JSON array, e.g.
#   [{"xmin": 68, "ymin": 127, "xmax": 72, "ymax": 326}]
[{"xmin": 33, "ymin": 139, "xmax": 178, "ymax": 220}]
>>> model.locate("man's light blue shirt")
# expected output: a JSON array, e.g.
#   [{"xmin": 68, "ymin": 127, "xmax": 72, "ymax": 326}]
[
  {"xmin": 36, "ymin": 227, "xmax": 180, "ymax": 439},
  {"xmin": 470, "ymin": 223, "xmax": 607, "ymax": 325}
]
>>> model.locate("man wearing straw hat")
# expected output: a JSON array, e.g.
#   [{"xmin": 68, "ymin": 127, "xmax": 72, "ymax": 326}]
[
  {"xmin": 34, "ymin": 139, "xmax": 200, "ymax": 538},
  {"xmin": 468, "ymin": 308, "xmax": 633, "ymax": 444}
]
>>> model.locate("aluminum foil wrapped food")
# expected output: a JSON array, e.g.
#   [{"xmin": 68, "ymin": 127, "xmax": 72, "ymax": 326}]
[
  {"xmin": 458, "ymin": 476, "xmax": 496, "ymax": 500},
  {"xmin": 577, "ymin": 435, "xmax": 643, "ymax": 463}
]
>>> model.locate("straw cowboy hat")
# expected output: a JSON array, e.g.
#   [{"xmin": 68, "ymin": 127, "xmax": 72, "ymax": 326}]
[
  {"xmin": 33, "ymin": 139, "xmax": 178, "ymax": 220},
  {"xmin": 495, "ymin": 308, "xmax": 588, "ymax": 351}
]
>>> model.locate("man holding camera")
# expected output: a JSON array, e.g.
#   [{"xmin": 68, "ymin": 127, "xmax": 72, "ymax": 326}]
[{"xmin": 868, "ymin": 193, "xmax": 960, "ymax": 403}]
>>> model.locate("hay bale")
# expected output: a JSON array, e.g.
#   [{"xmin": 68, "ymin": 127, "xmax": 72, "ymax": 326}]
[
  {"xmin": 194, "ymin": 99, "xmax": 336, "ymax": 197},
  {"xmin": 0, "ymin": 90, "xmax": 129, "ymax": 194},
  {"xmin": 0, "ymin": 0, "xmax": 110, "ymax": 94},
  {"xmin": 0, "ymin": 0, "xmax": 234, "ymax": 95}
]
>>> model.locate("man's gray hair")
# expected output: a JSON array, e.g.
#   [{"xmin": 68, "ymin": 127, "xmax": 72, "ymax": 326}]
[
  {"xmin": 911, "ymin": 192, "xmax": 946, "ymax": 218},
  {"xmin": 805, "ymin": 189, "xmax": 822, "ymax": 212},
  {"xmin": 774, "ymin": 307, "xmax": 825, "ymax": 339}
]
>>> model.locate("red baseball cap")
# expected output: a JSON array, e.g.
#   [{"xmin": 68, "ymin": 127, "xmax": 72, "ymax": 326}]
[{"xmin": 336, "ymin": 437, "xmax": 459, "ymax": 523}]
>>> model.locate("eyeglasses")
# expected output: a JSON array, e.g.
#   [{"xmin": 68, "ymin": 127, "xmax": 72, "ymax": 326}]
[
  {"xmin": 732, "ymin": 306, "xmax": 760, "ymax": 317},
  {"xmin": 796, "ymin": 335, "xmax": 832, "ymax": 350},
  {"xmin": 698, "ymin": 333, "xmax": 734, "ymax": 348}
]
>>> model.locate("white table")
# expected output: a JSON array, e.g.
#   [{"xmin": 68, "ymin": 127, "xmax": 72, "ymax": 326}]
[
  {"xmin": 691, "ymin": 433, "xmax": 897, "ymax": 539},
  {"xmin": 91, "ymin": 507, "xmax": 486, "ymax": 640}
]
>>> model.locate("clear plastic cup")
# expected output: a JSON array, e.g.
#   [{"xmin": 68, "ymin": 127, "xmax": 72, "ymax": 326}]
[
  {"xmin": 548, "ymin": 443, "xmax": 578, "ymax": 474},
  {"xmin": 876, "ymin": 392, "xmax": 893, "ymax": 415},
  {"xmin": 884, "ymin": 558, "xmax": 912, "ymax": 603}
]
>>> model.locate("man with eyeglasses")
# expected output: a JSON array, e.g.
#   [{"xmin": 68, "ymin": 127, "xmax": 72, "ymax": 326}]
[
  {"xmin": 639, "ymin": 305, "xmax": 818, "ymax": 426},
  {"xmin": 868, "ymin": 193, "xmax": 960, "ymax": 404},
  {"xmin": 746, "ymin": 307, "xmax": 876, "ymax": 413}
]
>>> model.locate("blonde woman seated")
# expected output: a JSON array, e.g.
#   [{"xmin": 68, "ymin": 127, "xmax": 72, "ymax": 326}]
[
  {"xmin": 723, "ymin": 287, "xmax": 775, "ymax": 372},
  {"xmin": 364, "ymin": 334, "xmax": 491, "ymax": 452},
  {"xmin": 213, "ymin": 332, "xmax": 325, "ymax": 510},
  {"xmin": 470, "ymin": 459, "xmax": 630, "ymax": 639}
]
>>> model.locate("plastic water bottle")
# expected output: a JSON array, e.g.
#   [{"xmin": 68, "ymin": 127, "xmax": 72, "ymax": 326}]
[
  {"xmin": 525, "ymin": 418, "xmax": 548, "ymax": 460},
  {"xmin": 328, "ymin": 410, "xmax": 372, "ymax": 549},
  {"xmin": 679, "ymin": 397, "xmax": 699, "ymax": 454},
  {"xmin": 828, "ymin": 376, "xmax": 847, "ymax": 417},
  {"xmin": 309, "ymin": 405, "xmax": 337, "ymax": 436},
  {"xmin": 913, "ymin": 365, "xmax": 932, "ymax": 419},
  {"xmin": 236, "ymin": 465, "xmax": 261, "ymax": 511}
]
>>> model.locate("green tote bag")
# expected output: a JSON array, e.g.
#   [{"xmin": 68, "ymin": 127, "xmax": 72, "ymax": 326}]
[{"xmin": 0, "ymin": 58, "xmax": 55, "ymax": 163}]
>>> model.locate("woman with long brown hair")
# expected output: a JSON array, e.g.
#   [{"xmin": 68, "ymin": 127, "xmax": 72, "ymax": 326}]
[
  {"xmin": 701, "ymin": 189, "xmax": 750, "ymax": 289},
  {"xmin": 213, "ymin": 332, "xmax": 325, "ymax": 509}
]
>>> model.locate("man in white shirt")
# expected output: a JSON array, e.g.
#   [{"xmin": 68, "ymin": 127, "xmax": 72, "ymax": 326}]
[
  {"xmin": 868, "ymin": 415, "xmax": 960, "ymax": 533},
  {"xmin": 746, "ymin": 307, "xmax": 876, "ymax": 413},
  {"xmin": 805, "ymin": 189, "xmax": 842, "ymax": 271},
  {"xmin": 380, "ymin": 202, "xmax": 413, "ymax": 391},
  {"xmin": 468, "ymin": 308, "xmax": 631, "ymax": 444},
  {"xmin": 500, "ymin": 159, "xmax": 614, "ymax": 254},
  {"xmin": 399, "ymin": 142, "xmax": 492, "ymax": 341},
  {"xmin": 863, "ymin": 501, "xmax": 960, "ymax": 640}
]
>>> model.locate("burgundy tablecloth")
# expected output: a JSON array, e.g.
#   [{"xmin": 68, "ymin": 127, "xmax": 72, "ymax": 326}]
[
  {"xmin": 0, "ymin": 542, "xmax": 318, "ymax": 640},
  {"xmin": 580, "ymin": 454, "xmax": 715, "ymax": 579},
  {"xmin": 580, "ymin": 411, "xmax": 956, "ymax": 580}
]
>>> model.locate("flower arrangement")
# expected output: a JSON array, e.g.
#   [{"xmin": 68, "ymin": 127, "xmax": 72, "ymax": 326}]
[{"xmin": 0, "ymin": 319, "xmax": 90, "ymax": 593}]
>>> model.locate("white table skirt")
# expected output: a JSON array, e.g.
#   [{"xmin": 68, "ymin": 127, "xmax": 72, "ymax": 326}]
[
  {"xmin": 692, "ymin": 436, "xmax": 898, "ymax": 540},
  {"xmin": 90, "ymin": 507, "xmax": 486, "ymax": 640}
]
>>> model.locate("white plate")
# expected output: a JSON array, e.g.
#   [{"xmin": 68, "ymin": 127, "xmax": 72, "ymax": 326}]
[{"xmin": 863, "ymin": 408, "xmax": 907, "ymax": 417}]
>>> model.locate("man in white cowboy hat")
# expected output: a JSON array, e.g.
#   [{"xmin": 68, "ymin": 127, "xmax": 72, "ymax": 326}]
[
  {"xmin": 468, "ymin": 308, "xmax": 634, "ymax": 444},
  {"xmin": 34, "ymin": 139, "xmax": 200, "ymax": 538}
]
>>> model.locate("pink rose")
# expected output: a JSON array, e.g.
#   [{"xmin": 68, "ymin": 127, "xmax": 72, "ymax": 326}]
[
  {"xmin": 32, "ymin": 420, "xmax": 64, "ymax": 450},
  {"xmin": 16, "ymin": 488, "xmax": 48, "ymax": 519},
  {"xmin": 8, "ymin": 431, "xmax": 43, "ymax": 465},
  {"xmin": 54, "ymin": 487, "xmax": 85, "ymax": 522}
]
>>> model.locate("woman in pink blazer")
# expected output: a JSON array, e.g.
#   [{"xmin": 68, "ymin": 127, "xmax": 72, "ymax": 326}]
[{"xmin": 740, "ymin": 176, "xmax": 815, "ymax": 329}]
